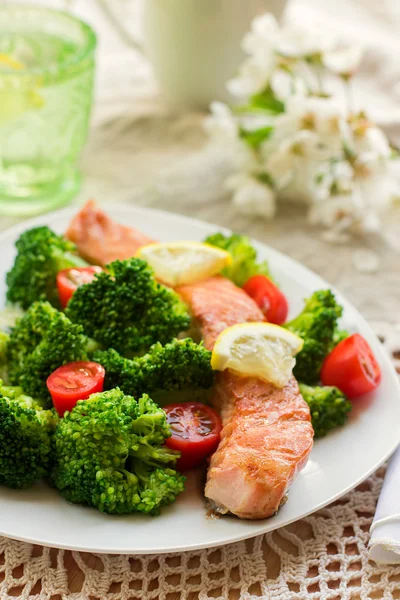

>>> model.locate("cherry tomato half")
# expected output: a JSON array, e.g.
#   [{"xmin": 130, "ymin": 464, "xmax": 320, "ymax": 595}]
[
  {"xmin": 243, "ymin": 275, "xmax": 289, "ymax": 325},
  {"xmin": 47, "ymin": 361, "xmax": 105, "ymax": 416},
  {"xmin": 164, "ymin": 403, "xmax": 222, "ymax": 471},
  {"xmin": 57, "ymin": 266, "xmax": 102, "ymax": 308},
  {"xmin": 321, "ymin": 333, "xmax": 381, "ymax": 399}
]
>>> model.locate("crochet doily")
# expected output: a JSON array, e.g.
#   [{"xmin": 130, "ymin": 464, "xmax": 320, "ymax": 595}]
[{"xmin": 0, "ymin": 322, "xmax": 399, "ymax": 600}]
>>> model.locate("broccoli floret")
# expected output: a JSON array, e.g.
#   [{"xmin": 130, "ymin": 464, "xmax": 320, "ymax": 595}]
[
  {"xmin": 7, "ymin": 301, "xmax": 89, "ymax": 403},
  {"xmin": 6, "ymin": 226, "xmax": 87, "ymax": 310},
  {"xmin": 0, "ymin": 331, "xmax": 9, "ymax": 383},
  {"xmin": 0, "ymin": 380, "xmax": 57, "ymax": 488},
  {"xmin": 94, "ymin": 338, "xmax": 214, "ymax": 401},
  {"xmin": 331, "ymin": 328, "xmax": 349, "ymax": 350},
  {"xmin": 66, "ymin": 258, "xmax": 191, "ymax": 356},
  {"xmin": 285, "ymin": 290, "xmax": 343, "ymax": 384},
  {"xmin": 204, "ymin": 232, "xmax": 272, "ymax": 287},
  {"xmin": 0, "ymin": 332, "xmax": 8, "ymax": 356},
  {"xmin": 52, "ymin": 388, "xmax": 185, "ymax": 515},
  {"xmin": 299, "ymin": 383, "xmax": 352, "ymax": 438}
]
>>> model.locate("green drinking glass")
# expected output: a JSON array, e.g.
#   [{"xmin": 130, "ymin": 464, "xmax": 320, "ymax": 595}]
[{"xmin": 0, "ymin": 5, "xmax": 96, "ymax": 216}]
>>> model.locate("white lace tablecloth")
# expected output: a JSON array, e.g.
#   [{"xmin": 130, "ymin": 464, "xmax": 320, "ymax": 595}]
[{"xmin": 1, "ymin": 1, "xmax": 400, "ymax": 598}]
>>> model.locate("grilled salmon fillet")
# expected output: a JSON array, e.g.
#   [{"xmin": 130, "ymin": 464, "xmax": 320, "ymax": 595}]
[
  {"xmin": 206, "ymin": 371, "xmax": 313, "ymax": 519},
  {"xmin": 176, "ymin": 276, "xmax": 265, "ymax": 350},
  {"xmin": 66, "ymin": 200, "xmax": 154, "ymax": 266},
  {"xmin": 178, "ymin": 276, "xmax": 313, "ymax": 519}
]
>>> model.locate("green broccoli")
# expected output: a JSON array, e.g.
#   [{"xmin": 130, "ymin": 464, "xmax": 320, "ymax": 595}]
[
  {"xmin": 285, "ymin": 290, "xmax": 343, "ymax": 384},
  {"xmin": 0, "ymin": 307, "xmax": 27, "ymax": 383},
  {"xmin": 204, "ymin": 232, "xmax": 272, "ymax": 287},
  {"xmin": 52, "ymin": 388, "xmax": 185, "ymax": 515},
  {"xmin": 7, "ymin": 301, "xmax": 89, "ymax": 403},
  {"xmin": 6, "ymin": 226, "xmax": 88, "ymax": 310},
  {"xmin": 0, "ymin": 331, "xmax": 9, "ymax": 383},
  {"xmin": 0, "ymin": 380, "xmax": 58, "ymax": 488},
  {"xmin": 66, "ymin": 258, "xmax": 191, "ymax": 356},
  {"xmin": 299, "ymin": 383, "xmax": 352, "ymax": 438},
  {"xmin": 331, "ymin": 328, "xmax": 349, "ymax": 350},
  {"xmin": 94, "ymin": 338, "xmax": 214, "ymax": 402}
]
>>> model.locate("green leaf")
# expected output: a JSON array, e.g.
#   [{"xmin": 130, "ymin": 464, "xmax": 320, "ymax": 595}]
[
  {"xmin": 390, "ymin": 143, "xmax": 400, "ymax": 159},
  {"xmin": 233, "ymin": 86, "xmax": 285, "ymax": 116},
  {"xmin": 343, "ymin": 139, "xmax": 356, "ymax": 163},
  {"xmin": 250, "ymin": 87, "xmax": 285, "ymax": 114},
  {"xmin": 239, "ymin": 125, "xmax": 273, "ymax": 149},
  {"xmin": 256, "ymin": 172, "xmax": 275, "ymax": 189}
]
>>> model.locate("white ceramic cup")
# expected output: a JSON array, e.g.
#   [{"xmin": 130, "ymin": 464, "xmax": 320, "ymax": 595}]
[{"xmin": 98, "ymin": 0, "xmax": 288, "ymax": 109}]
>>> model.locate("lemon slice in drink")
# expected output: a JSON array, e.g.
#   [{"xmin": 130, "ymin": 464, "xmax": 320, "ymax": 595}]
[
  {"xmin": 0, "ymin": 53, "xmax": 45, "ymax": 127},
  {"xmin": 137, "ymin": 241, "xmax": 232, "ymax": 287},
  {"xmin": 0, "ymin": 53, "xmax": 25, "ymax": 70},
  {"xmin": 211, "ymin": 323, "xmax": 304, "ymax": 387}
]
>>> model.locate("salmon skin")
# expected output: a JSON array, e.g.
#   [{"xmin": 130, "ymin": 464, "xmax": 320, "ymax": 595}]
[
  {"xmin": 66, "ymin": 200, "xmax": 154, "ymax": 266},
  {"xmin": 206, "ymin": 371, "xmax": 313, "ymax": 519},
  {"xmin": 176, "ymin": 276, "xmax": 265, "ymax": 350}
]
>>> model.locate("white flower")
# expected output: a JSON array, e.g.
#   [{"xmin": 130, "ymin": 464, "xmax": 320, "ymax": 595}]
[
  {"xmin": 227, "ymin": 57, "xmax": 275, "ymax": 98},
  {"xmin": 312, "ymin": 161, "xmax": 354, "ymax": 202},
  {"xmin": 241, "ymin": 14, "xmax": 280, "ymax": 57},
  {"xmin": 307, "ymin": 164, "xmax": 398, "ymax": 236},
  {"xmin": 227, "ymin": 173, "xmax": 276, "ymax": 218},
  {"xmin": 277, "ymin": 156, "xmax": 323, "ymax": 205},
  {"xmin": 308, "ymin": 192, "xmax": 361, "ymax": 230},
  {"xmin": 356, "ymin": 168, "xmax": 398, "ymax": 214},
  {"xmin": 247, "ymin": 14, "xmax": 336, "ymax": 59},
  {"xmin": 354, "ymin": 124, "xmax": 392, "ymax": 163},
  {"xmin": 242, "ymin": 14, "xmax": 335, "ymax": 60},
  {"xmin": 227, "ymin": 15, "xmax": 281, "ymax": 98},
  {"xmin": 281, "ymin": 95, "xmax": 345, "ymax": 144},
  {"xmin": 258, "ymin": 95, "xmax": 348, "ymax": 198},
  {"xmin": 270, "ymin": 70, "xmax": 308, "ymax": 102},
  {"xmin": 323, "ymin": 46, "xmax": 363, "ymax": 77},
  {"xmin": 263, "ymin": 141, "xmax": 297, "ymax": 189},
  {"xmin": 263, "ymin": 130, "xmax": 324, "ymax": 196},
  {"xmin": 205, "ymin": 102, "xmax": 238, "ymax": 144},
  {"xmin": 274, "ymin": 23, "xmax": 336, "ymax": 58},
  {"xmin": 227, "ymin": 13, "xmax": 363, "ymax": 102},
  {"xmin": 227, "ymin": 14, "xmax": 338, "ymax": 99},
  {"xmin": 208, "ymin": 13, "xmax": 397, "ymax": 237},
  {"xmin": 205, "ymin": 101, "xmax": 260, "ymax": 172}
]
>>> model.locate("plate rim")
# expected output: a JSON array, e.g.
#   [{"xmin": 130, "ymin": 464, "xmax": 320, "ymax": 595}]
[{"xmin": 0, "ymin": 202, "xmax": 399, "ymax": 555}]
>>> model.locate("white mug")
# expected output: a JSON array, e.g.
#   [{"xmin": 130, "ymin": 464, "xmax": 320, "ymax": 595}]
[{"xmin": 98, "ymin": 0, "xmax": 288, "ymax": 109}]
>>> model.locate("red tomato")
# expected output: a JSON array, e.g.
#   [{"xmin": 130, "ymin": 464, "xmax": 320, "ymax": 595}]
[
  {"xmin": 243, "ymin": 275, "xmax": 289, "ymax": 325},
  {"xmin": 47, "ymin": 361, "xmax": 105, "ymax": 416},
  {"xmin": 321, "ymin": 334, "xmax": 381, "ymax": 399},
  {"xmin": 164, "ymin": 403, "xmax": 222, "ymax": 471},
  {"xmin": 57, "ymin": 266, "xmax": 102, "ymax": 308}
]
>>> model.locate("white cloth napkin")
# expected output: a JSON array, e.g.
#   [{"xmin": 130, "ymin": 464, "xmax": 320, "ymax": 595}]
[{"xmin": 369, "ymin": 447, "xmax": 400, "ymax": 563}]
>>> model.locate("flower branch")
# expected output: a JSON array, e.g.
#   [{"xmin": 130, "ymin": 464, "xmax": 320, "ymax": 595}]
[{"xmin": 206, "ymin": 14, "xmax": 399, "ymax": 239}]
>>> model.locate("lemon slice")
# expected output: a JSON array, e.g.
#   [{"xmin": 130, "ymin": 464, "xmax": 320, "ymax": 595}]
[
  {"xmin": 0, "ymin": 53, "xmax": 25, "ymax": 70},
  {"xmin": 0, "ymin": 53, "xmax": 44, "ymax": 127},
  {"xmin": 137, "ymin": 241, "xmax": 232, "ymax": 287},
  {"xmin": 211, "ymin": 323, "xmax": 304, "ymax": 387}
]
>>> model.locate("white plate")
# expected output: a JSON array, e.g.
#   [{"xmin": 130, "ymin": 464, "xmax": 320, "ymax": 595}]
[{"xmin": 1, "ymin": 205, "xmax": 399, "ymax": 555}]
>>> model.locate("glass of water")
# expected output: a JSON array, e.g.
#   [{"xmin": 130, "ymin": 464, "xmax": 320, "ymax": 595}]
[{"xmin": 0, "ymin": 5, "xmax": 96, "ymax": 216}]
